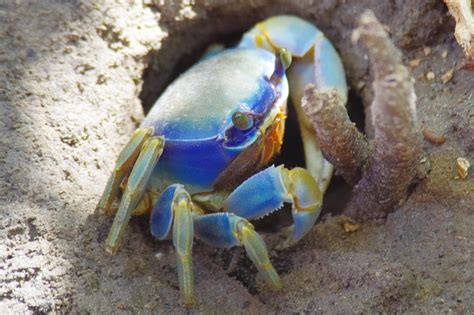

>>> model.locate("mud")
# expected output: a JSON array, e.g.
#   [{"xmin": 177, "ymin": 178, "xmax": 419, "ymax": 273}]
[{"xmin": 0, "ymin": 0, "xmax": 472, "ymax": 313}]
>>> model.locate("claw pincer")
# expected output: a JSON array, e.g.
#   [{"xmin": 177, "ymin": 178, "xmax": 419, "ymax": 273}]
[
  {"xmin": 224, "ymin": 165, "xmax": 322, "ymax": 244},
  {"xmin": 99, "ymin": 15, "xmax": 347, "ymax": 305}
]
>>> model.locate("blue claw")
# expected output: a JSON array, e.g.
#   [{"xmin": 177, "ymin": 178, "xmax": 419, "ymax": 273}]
[
  {"xmin": 223, "ymin": 165, "xmax": 290, "ymax": 219},
  {"xmin": 291, "ymin": 207, "xmax": 321, "ymax": 242},
  {"xmin": 286, "ymin": 167, "xmax": 322, "ymax": 244},
  {"xmin": 223, "ymin": 165, "xmax": 322, "ymax": 245}
]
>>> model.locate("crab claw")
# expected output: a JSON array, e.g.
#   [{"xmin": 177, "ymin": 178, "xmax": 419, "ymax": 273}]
[
  {"xmin": 223, "ymin": 165, "xmax": 322, "ymax": 248},
  {"xmin": 281, "ymin": 167, "xmax": 322, "ymax": 246}
]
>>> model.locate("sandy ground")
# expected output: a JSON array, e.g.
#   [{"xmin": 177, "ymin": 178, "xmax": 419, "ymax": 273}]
[{"xmin": 0, "ymin": 0, "xmax": 473, "ymax": 313}]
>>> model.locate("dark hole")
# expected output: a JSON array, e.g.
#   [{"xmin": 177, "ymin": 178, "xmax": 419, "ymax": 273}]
[
  {"xmin": 275, "ymin": 99, "xmax": 305, "ymax": 169},
  {"xmin": 346, "ymin": 89, "xmax": 365, "ymax": 132}
]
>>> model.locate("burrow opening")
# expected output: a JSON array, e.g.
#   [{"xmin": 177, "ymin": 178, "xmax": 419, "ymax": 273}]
[{"xmin": 138, "ymin": 8, "xmax": 365, "ymax": 295}]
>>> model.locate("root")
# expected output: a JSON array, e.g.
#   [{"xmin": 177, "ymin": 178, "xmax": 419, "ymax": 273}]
[
  {"xmin": 303, "ymin": 10, "xmax": 424, "ymax": 219},
  {"xmin": 302, "ymin": 87, "xmax": 368, "ymax": 186}
]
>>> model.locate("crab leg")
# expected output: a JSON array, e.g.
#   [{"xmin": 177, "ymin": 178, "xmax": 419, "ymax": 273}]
[
  {"xmin": 238, "ymin": 15, "xmax": 348, "ymax": 193},
  {"xmin": 105, "ymin": 136, "xmax": 164, "ymax": 255},
  {"xmin": 223, "ymin": 165, "xmax": 322, "ymax": 247},
  {"xmin": 98, "ymin": 126, "xmax": 155, "ymax": 215},
  {"xmin": 150, "ymin": 184, "xmax": 195, "ymax": 305},
  {"xmin": 193, "ymin": 213, "xmax": 282, "ymax": 290}
]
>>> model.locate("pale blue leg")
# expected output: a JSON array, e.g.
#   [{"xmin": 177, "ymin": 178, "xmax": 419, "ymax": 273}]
[
  {"xmin": 194, "ymin": 212, "xmax": 282, "ymax": 290},
  {"xmin": 98, "ymin": 127, "xmax": 155, "ymax": 215},
  {"xmin": 223, "ymin": 165, "xmax": 322, "ymax": 247},
  {"xmin": 105, "ymin": 135, "xmax": 164, "ymax": 255},
  {"xmin": 150, "ymin": 184, "xmax": 195, "ymax": 305}
]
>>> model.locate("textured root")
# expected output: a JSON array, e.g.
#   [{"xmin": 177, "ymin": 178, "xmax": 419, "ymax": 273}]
[
  {"xmin": 443, "ymin": 0, "xmax": 474, "ymax": 71},
  {"xmin": 303, "ymin": 10, "xmax": 424, "ymax": 219},
  {"xmin": 350, "ymin": 10, "xmax": 423, "ymax": 218},
  {"xmin": 302, "ymin": 87, "xmax": 368, "ymax": 186}
]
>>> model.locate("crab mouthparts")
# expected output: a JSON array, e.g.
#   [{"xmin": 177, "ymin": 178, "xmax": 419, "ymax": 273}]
[{"xmin": 260, "ymin": 110, "xmax": 286, "ymax": 165}]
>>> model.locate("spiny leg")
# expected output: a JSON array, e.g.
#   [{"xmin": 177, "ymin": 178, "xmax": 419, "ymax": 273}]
[
  {"xmin": 193, "ymin": 213, "xmax": 282, "ymax": 290},
  {"xmin": 105, "ymin": 136, "xmax": 164, "ymax": 255},
  {"xmin": 98, "ymin": 127, "xmax": 155, "ymax": 215},
  {"xmin": 150, "ymin": 185, "xmax": 195, "ymax": 305},
  {"xmin": 223, "ymin": 165, "xmax": 322, "ymax": 248}
]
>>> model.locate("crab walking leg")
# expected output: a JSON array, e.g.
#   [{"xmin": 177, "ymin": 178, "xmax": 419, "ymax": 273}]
[
  {"xmin": 236, "ymin": 219, "xmax": 282, "ymax": 289},
  {"xmin": 173, "ymin": 194, "xmax": 194, "ymax": 305},
  {"xmin": 98, "ymin": 127, "xmax": 155, "ymax": 215},
  {"xmin": 105, "ymin": 136, "xmax": 164, "ymax": 255},
  {"xmin": 193, "ymin": 213, "xmax": 281, "ymax": 290},
  {"xmin": 223, "ymin": 165, "xmax": 322, "ymax": 246},
  {"xmin": 238, "ymin": 15, "xmax": 348, "ymax": 193},
  {"xmin": 150, "ymin": 185, "xmax": 195, "ymax": 305}
]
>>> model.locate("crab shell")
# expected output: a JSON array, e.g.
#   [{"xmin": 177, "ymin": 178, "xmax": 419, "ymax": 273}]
[{"xmin": 142, "ymin": 48, "xmax": 289, "ymax": 194}]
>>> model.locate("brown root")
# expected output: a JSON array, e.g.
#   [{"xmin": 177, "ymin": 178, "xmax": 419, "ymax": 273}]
[
  {"xmin": 301, "ymin": 87, "xmax": 368, "ymax": 186},
  {"xmin": 444, "ymin": 0, "xmax": 474, "ymax": 71},
  {"xmin": 304, "ymin": 10, "xmax": 424, "ymax": 219}
]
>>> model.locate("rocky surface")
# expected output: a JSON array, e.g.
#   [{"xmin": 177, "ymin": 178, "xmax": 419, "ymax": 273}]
[{"xmin": 0, "ymin": 0, "xmax": 472, "ymax": 313}]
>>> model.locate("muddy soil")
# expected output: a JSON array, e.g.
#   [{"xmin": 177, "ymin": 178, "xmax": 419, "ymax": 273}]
[{"xmin": 1, "ymin": 0, "xmax": 472, "ymax": 313}]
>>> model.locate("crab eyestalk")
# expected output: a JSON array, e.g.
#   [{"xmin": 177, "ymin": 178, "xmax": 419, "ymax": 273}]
[{"xmin": 279, "ymin": 48, "xmax": 292, "ymax": 70}]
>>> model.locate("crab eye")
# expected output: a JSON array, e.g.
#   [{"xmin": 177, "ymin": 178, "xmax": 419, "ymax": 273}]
[
  {"xmin": 232, "ymin": 112, "xmax": 254, "ymax": 131},
  {"xmin": 279, "ymin": 48, "xmax": 292, "ymax": 70}
]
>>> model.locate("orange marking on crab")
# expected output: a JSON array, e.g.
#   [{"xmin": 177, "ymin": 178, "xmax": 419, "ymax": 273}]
[{"xmin": 260, "ymin": 111, "xmax": 286, "ymax": 165}]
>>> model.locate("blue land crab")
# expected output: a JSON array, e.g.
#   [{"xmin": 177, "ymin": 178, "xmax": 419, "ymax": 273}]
[{"xmin": 99, "ymin": 15, "xmax": 347, "ymax": 304}]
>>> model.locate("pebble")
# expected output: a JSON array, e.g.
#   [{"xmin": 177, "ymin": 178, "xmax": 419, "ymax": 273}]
[
  {"xmin": 441, "ymin": 49, "xmax": 448, "ymax": 59},
  {"xmin": 409, "ymin": 58, "xmax": 421, "ymax": 67},
  {"xmin": 426, "ymin": 71, "xmax": 435, "ymax": 80},
  {"xmin": 423, "ymin": 46, "xmax": 431, "ymax": 56},
  {"xmin": 441, "ymin": 68, "xmax": 454, "ymax": 84},
  {"xmin": 455, "ymin": 157, "xmax": 470, "ymax": 179}
]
